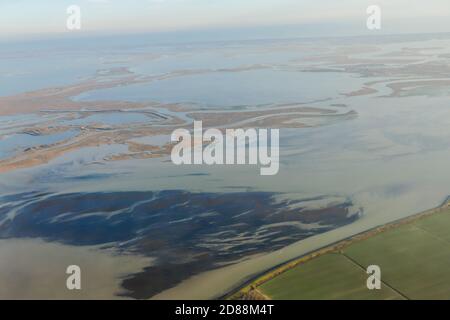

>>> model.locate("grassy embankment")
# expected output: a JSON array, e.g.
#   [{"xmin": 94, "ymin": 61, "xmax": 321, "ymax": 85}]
[{"xmin": 229, "ymin": 200, "xmax": 450, "ymax": 300}]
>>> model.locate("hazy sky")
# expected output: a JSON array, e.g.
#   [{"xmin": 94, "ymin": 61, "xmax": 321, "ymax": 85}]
[{"xmin": 1, "ymin": 0, "xmax": 450, "ymax": 39}]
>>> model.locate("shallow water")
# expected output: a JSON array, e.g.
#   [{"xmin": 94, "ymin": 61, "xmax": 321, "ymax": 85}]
[
  {"xmin": 2, "ymin": 34, "xmax": 450, "ymax": 299},
  {"xmin": 75, "ymin": 70, "xmax": 364, "ymax": 107},
  {"xmin": 0, "ymin": 129, "xmax": 78, "ymax": 160}
]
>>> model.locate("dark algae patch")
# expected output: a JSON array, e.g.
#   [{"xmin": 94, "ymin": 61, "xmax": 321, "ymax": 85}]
[{"xmin": 0, "ymin": 191, "xmax": 360, "ymax": 298}]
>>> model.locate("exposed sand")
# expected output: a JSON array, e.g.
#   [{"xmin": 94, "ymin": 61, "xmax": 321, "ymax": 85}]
[
  {"xmin": 0, "ymin": 76, "xmax": 148, "ymax": 117},
  {"xmin": 0, "ymin": 81, "xmax": 353, "ymax": 174},
  {"xmin": 3, "ymin": 40, "xmax": 450, "ymax": 300},
  {"xmin": 344, "ymin": 86, "xmax": 378, "ymax": 97},
  {"xmin": 387, "ymin": 79, "xmax": 450, "ymax": 97}
]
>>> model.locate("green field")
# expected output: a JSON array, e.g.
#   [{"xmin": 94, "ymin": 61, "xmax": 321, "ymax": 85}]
[{"xmin": 255, "ymin": 208, "xmax": 450, "ymax": 300}]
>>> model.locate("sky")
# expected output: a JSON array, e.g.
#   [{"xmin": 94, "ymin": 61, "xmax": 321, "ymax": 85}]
[{"xmin": 1, "ymin": 0, "xmax": 450, "ymax": 40}]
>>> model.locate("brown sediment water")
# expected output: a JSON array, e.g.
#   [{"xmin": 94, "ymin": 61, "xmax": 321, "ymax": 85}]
[{"xmin": 0, "ymin": 238, "xmax": 153, "ymax": 300}]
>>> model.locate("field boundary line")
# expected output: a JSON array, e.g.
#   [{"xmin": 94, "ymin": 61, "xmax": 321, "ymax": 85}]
[
  {"xmin": 412, "ymin": 224, "xmax": 450, "ymax": 246},
  {"xmin": 226, "ymin": 200, "xmax": 450, "ymax": 300},
  {"xmin": 340, "ymin": 252, "xmax": 409, "ymax": 300}
]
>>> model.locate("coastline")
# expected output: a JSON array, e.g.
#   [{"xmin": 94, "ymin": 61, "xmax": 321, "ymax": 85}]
[
  {"xmin": 153, "ymin": 195, "xmax": 450, "ymax": 300},
  {"xmin": 226, "ymin": 196, "xmax": 450, "ymax": 300},
  {"xmin": 3, "ymin": 35, "xmax": 450, "ymax": 300}
]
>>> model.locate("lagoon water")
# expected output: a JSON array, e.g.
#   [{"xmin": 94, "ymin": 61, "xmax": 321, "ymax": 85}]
[
  {"xmin": 2, "ymin": 34, "xmax": 450, "ymax": 298},
  {"xmin": 0, "ymin": 130, "xmax": 78, "ymax": 160},
  {"xmin": 75, "ymin": 70, "xmax": 363, "ymax": 107}
]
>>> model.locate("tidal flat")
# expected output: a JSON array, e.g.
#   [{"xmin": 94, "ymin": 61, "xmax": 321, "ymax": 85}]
[{"xmin": 2, "ymin": 33, "xmax": 450, "ymax": 299}]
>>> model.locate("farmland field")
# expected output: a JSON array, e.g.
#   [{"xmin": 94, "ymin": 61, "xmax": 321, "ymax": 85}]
[
  {"xmin": 242, "ymin": 207, "xmax": 450, "ymax": 300},
  {"xmin": 259, "ymin": 254, "xmax": 402, "ymax": 300}
]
